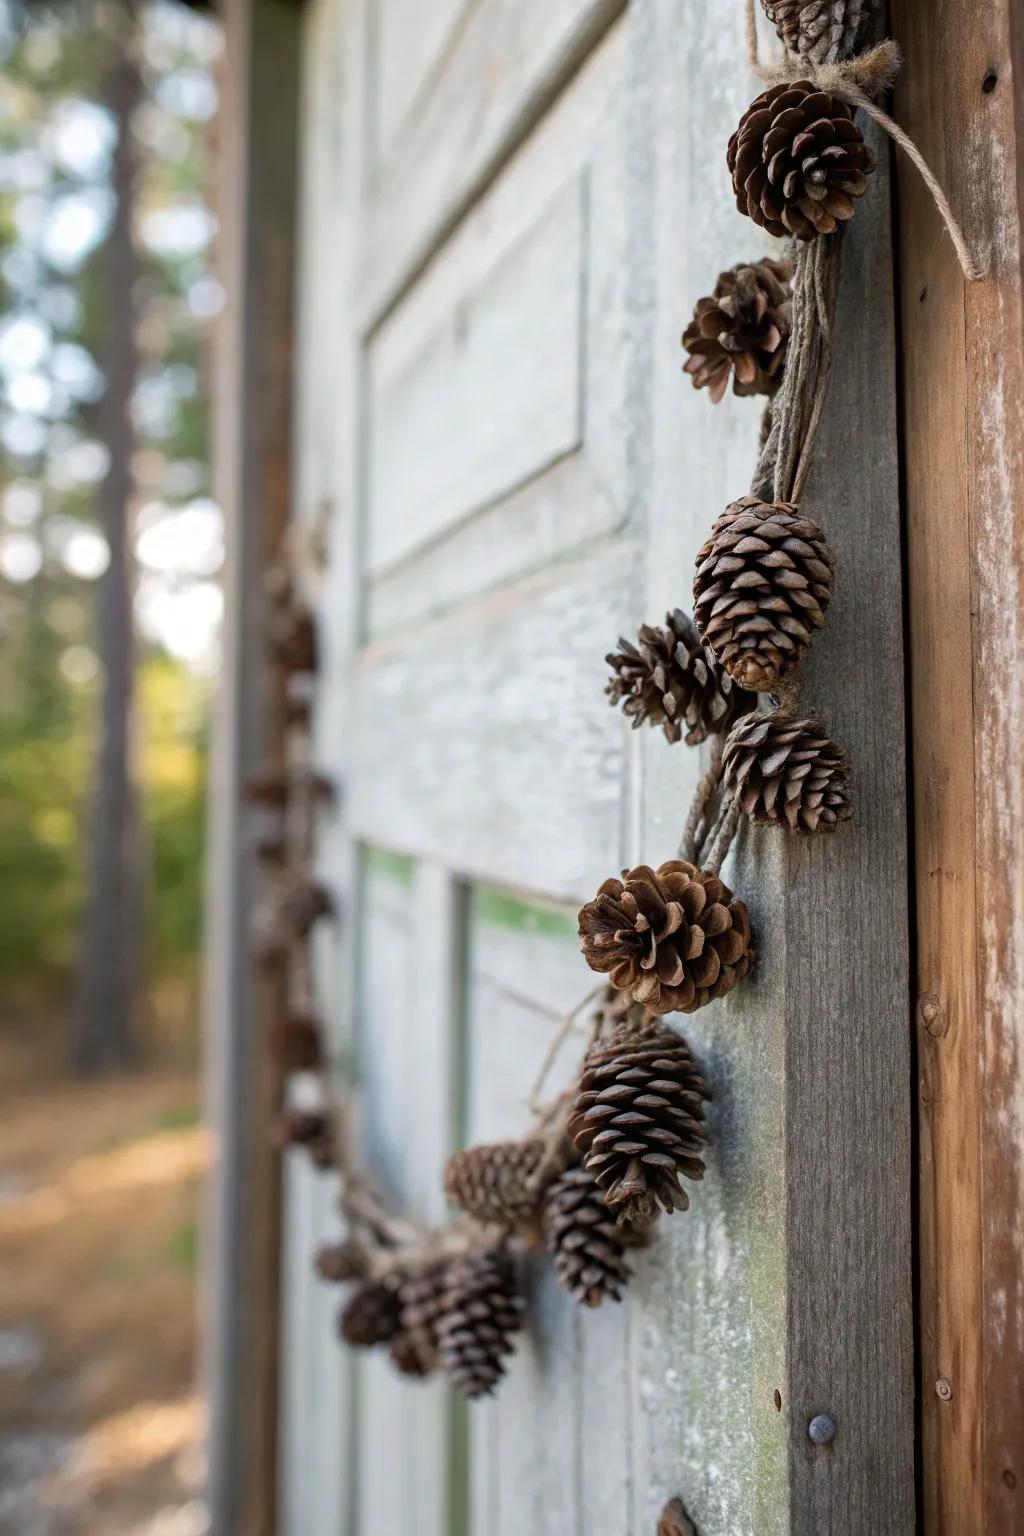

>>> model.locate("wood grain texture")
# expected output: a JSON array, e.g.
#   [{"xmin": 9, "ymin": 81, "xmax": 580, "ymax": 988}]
[{"xmin": 892, "ymin": 0, "xmax": 1024, "ymax": 1528}]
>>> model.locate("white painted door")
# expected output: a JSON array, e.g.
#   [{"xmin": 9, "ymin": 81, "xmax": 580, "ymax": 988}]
[{"xmin": 280, "ymin": 3, "xmax": 914, "ymax": 1533}]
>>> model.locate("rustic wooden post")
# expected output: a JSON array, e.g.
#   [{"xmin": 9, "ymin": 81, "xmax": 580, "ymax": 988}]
[
  {"xmin": 892, "ymin": 0, "xmax": 1024, "ymax": 1528},
  {"xmin": 204, "ymin": 0, "xmax": 301, "ymax": 1530}
]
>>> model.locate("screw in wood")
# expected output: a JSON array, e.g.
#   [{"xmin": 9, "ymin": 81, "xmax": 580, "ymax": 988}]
[
  {"xmin": 808, "ymin": 1414, "xmax": 837, "ymax": 1445},
  {"xmin": 935, "ymin": 1377, "xmax": 953, "ymax": 1402}
]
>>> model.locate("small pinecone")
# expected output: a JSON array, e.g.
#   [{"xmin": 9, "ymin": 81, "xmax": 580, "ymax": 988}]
[
  {"xmin": 315, "ymin": 1239, "xmax": 370, "ymax": 1284},
  {"xmin": 269, "ymin": 605, "xmax": 317, "ymax": 674},
  {"xmin": 253, "ymin": 827, "xmax": 287, "ymax": 866},
  {"xmin": 269, "ymin": 1010, "xmax": 323, "ymax": 1072},
  {"xmin": 578, "ymin": 860, "xmax": 754, "ymax": 1016},
  {"xmin": 543, "ymin": 1164, "xmax": 644, "ymax": 1308},
  {"xmin": 728, "ymin": 80, "xmax": 876, "ymax": 240},
  {"xmin": 761, "ymin": 0, "xmax": 873, "ymax": 66},
  {"xmin": 693, "ymin": 496, "xmax": 835, "ymax": 693},
  {"xmin": 243, "ymin": 766, "xmax": 290, "ymax": 807},
  {"xmin": 390, "ymin": 1262, "xmax": 450, "ymax": 1378},
  {"xmin": 723, "ymin": 709, "xmax": 851, "ymax": 832},
  {"xmin": 279, "ymin": 876, "xmax": 334, "ymax": 937},
  {"xmin": 658, "ymin": 1497, "xmax": 699, "ymax": 1536},
  {"xmin": 437, "ymin": 1249, "xmax": 524, "ymax": 1400},
  {"xmin": 338, "ymin": 1280, "xmax": 402, "ymax": 1348},
  {"xmin": 274, "ymin": 1108, "xmax": 334, "ymax": 1169},
  {"xmin": 682, "ymin": 258, "xmax": 793, "ymax": 402},
  {"xmin": 606, "ymin": 609, "xmax": 755, "ymax": 746},
  {"xmin": 568, "ymin": 1022, "xmax": 711, "ymax": 1225},
  {"xmin": 443, "ymin": 1138, "xmax": 552, "ymax": 1227}
]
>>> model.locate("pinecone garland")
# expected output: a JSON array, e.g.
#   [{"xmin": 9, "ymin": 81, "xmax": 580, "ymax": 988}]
[
  {"xmin": 568, "ymin": 1022, "xmax": 711, "ymax": 1225},
  {"xmin": 606, "ymin": 609, "xmax": 755, "ymax": 747},
  {"xmin": 693, "ymin": 496, "xmax": 835, "ymax": 692},
  {"xmin": 437, "ymin": 1249, "xmax": 524, "ymax": 1400},
  {"xmin": 761, "ymin": 0, "xmax": 874, "ymax": 65},
  {"xmin": 315, "ymin": 1239, "xmax": 370, "ymax": 1284},
  {"xmin": 543, "ymin": 1164, "xmax": 643, "ymax": 1307},
  {"xmin": 443, "ymin": 1139, "xmax": 551, "ymax": 1226},
  {"xmin": 683, "ymin": 259, "xmax": 793, "ymax": 402},
  {"xmin": 723, "ymin": 709, "xmax": 851, "ymax": 832},
  {"xmin": 338, "ymin": 1280, "xmax": 402, "ymax": 1348},
  {"xmin": 728, "ymin": 81, "xmax": 876, "ymax": 239},
  {"xmin": 578, "ymin": 861, "xmax": 754, "ymax": 1016}
]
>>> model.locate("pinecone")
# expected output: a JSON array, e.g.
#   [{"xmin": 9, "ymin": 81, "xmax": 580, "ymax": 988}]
[
  {"xmin": 578, "ymin": 860, "xmax": 754, "ymax": 1016},
  {"xmin": 728, "ymin": 80, "xmax": 876, "ymax": 239},
  {"xmin": 338, "ymin": 1280, "xmax": 402, "ymax": 1348},
  {"xmin": 606, "ymin": 609, "xmax": 755, "ymax": 746},
  {"xmin": 243, "ymin": 766, "xmax": 290, "ymax": 807},
  {"xmin": 568, "ymin": 1022, "xmax": 711, "ymax": 1225},
  {"xmin": 389, "ymin": 1262, "xmax": 450, "ymax": 1378},
  {"xmin": 761, "ymin": 0, "xmax": 874, "ymax": 65},
  {"xmin": 315, "ymin": 1239, "xmax": 370, "ymax": 1284},
  {"xmin": 723, "ymin": 709, "xmax": 851, "ymax": 832},
  {"xmin": 274, "ymin": 1108, "xmax": 334, "ymax": 1169},
  {"xmin": 269, "ymin": 604, "xmax": 317, "ymax": 674},
  {"xmin": 543, "ymin": 1164, "xmax": 644, "ymax": 1307},
  {"xmin": 682, "ymin": 258, "xmax": 793, "ymax": 402},
  {"xmin": 658, "ymin": 1497, "xmax": 699, "ymax": 1536},
  {"xmin": 269, "ymin": 1010, "xmax": 323, "ymax": 1072},
  {"xmin": 437, "ymin": 1249, "xmax": 524, "ymax": 1400},
  {"xmin": 253, "ymin": 827, "xmax": 287, "ymax": 866},
  {"xmin": 693, "ymin": 496, "xmax": 835, "ymax": 692},
  {"xmin": 444, "ymin": 1138, "xmax": 561, "ymax": 1226},
  {"xmin": 278, "ymin": 875, "xmax": 334, "ymax": 937}
]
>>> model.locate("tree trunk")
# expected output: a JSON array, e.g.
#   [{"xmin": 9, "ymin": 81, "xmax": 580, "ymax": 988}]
[{"xmin": 74, "ymin": 8, "xmax": 142, "ymax": 1075}]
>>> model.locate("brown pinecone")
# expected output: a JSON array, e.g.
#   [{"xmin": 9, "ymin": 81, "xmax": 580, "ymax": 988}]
[
  {"xmin": 693, "ymin": 496, "xmax": 835, "ymax": 693},
  {"xmin": 279, "ymin": 875, "xmax": 334, "ymax": 937},
  {"xmin": 269, "ymin": 1010, "xmax": 323, "ymax": 1072},
  {"xmin": 315, "ymin": 1239, "xmax": 370, "ymax": 1284},
  {"xmin": 253, "ymin": 827, "xmax": 287, "ymax": 866},
  {"xmin": 338, "ymin": 1280, "xmax": 402, "ymax": 1348},
  {"xmin": 243, "ymin": 765, "xmax": 290, "ymax": 807},
  {"xmin": 723, "ymin": 709, "xmax": 851, "ymax": 832},
  {"xmin": 274, "ymin": 1108, "xmax": 334, "ymax": 1169},
  {"xmin": 658, "ymin": 1497, "xmax": 699, "ymax": 1536},
  {"xmin": 728, "ymin": 80, "xmax": 876, "ymax": 239},
  {"xmin": 578, "ymin": 860, "xmax": 754, "ymax": 1016},
  {"xmin": 568, "ymin": 1021, "xmax": 711, "ymax": 1225},
  {"xmin": 606, "ymin": 609, "xmax": 755, "ymax": 747},
  {"xmin": 443, "ymin": 1138, "xmax": 554, "ymax": 1226},
  {"xmin": 761, "ymin": 0, "xmax": 873, "ymax": 65},
  {"xmin": 437, "ymin": 1249, "xmax": 524, "ymax": 1400},
  {"xmin": 389, "ymin": 1262, "xmax": 450, "ymax": 1378},
  {"xmin": 682, "ymin": 259, "xmax": 793, "ymax": 402},
  {"xmin": 543, "ymin": 1164, "xmax": 644, "ymax": 1308},
  {"xmin": 269, "ymin": 604, "xmax": 317, "ymax": 674}
]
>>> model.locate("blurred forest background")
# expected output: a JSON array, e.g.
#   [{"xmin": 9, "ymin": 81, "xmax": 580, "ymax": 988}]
[{"xmin": 0, "ymin": 1, "xmax": 221, "ymax": 1531}]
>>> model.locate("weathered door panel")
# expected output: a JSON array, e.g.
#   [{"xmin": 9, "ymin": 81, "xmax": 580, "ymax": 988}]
[{"xmin": 282, "ymin": 2, "xmax": 914, "ymax": 1532}]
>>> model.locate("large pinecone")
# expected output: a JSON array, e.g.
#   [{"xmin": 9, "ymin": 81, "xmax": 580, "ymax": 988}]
[
  {"xmin": 389, "ymin": 1262, "xmax": 450, "ymax": 1379},
  {"xmin": 444, "ymin": 1139, "xmax": 553, "ymax": 1226},
  {"xmin": 568, "ymin": 1022, "xmax": 711, "ymax": 1225},
  {"xmin": 578, "ymin": 860, "xmax": 754, "ymax": 1016},
  {"xmin": 693, "ymin": 496, "xmax": 835, "ymax": 693},
  {"xmin": 606, "ymin": 609, "xmax": 755, "ymax": 746},
  {"xmin": 543, "ymin": 1164, "xmax": 644, "ymax": 1307},
  {"xmin": 761, "ymin": 0, "xmax": 874, "ymax": 65},
  {"xmin": 437, "ymin": 1249, "xmax": 524, "ymax": 1400},
  {"xmin": 338, "ymin": 1280, "xmax": 402, "ymax": 1348},
  {"xmin": 683, "ymin": 258, "xmax": 793, "ymax": 402},
  {"xmin": 723, "ymin": 709, "xmax": 851, "ymax": 832},
  {"xmin": 728, "ymin": 80, "xmax": 876, "ymax": 240}
]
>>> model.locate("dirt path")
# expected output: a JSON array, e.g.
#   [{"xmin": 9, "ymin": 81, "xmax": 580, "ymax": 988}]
[{"xmin": 0, "ymin": 1066, "xmax": 210, "ymax": 1536}]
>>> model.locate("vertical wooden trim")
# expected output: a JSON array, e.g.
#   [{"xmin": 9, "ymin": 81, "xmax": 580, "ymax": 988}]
[
  {"xmin": 203, "ymin": 0, "xmax": 302, "ymax": 1531},
  {"xmin": 892, "ymin": 0, "xmax": 1024, "ymax": 1529}
]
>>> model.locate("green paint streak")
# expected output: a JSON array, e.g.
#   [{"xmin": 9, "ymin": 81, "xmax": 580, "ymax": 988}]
[
  {"xmin": 475, "ymin": 888, "xmax": 576, "ymax": 940},
  {"xmin": 363, "ymin": 847, "xmax": 414, "ymax": 885}
]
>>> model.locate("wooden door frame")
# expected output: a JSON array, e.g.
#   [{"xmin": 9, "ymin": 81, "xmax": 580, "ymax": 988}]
[
  {"xmin": 204, "ymin": 0, "xmax": 302, "ymax": 1531},
  {"xmin": 893, "ymin": 0, "xmax": 1024, "ymax": 1528}
]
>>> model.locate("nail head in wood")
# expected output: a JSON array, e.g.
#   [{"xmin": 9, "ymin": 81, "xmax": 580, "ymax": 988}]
[{"xmin": 808, "ymin": 1413, "xmax": 837, "ymax": 1445}]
